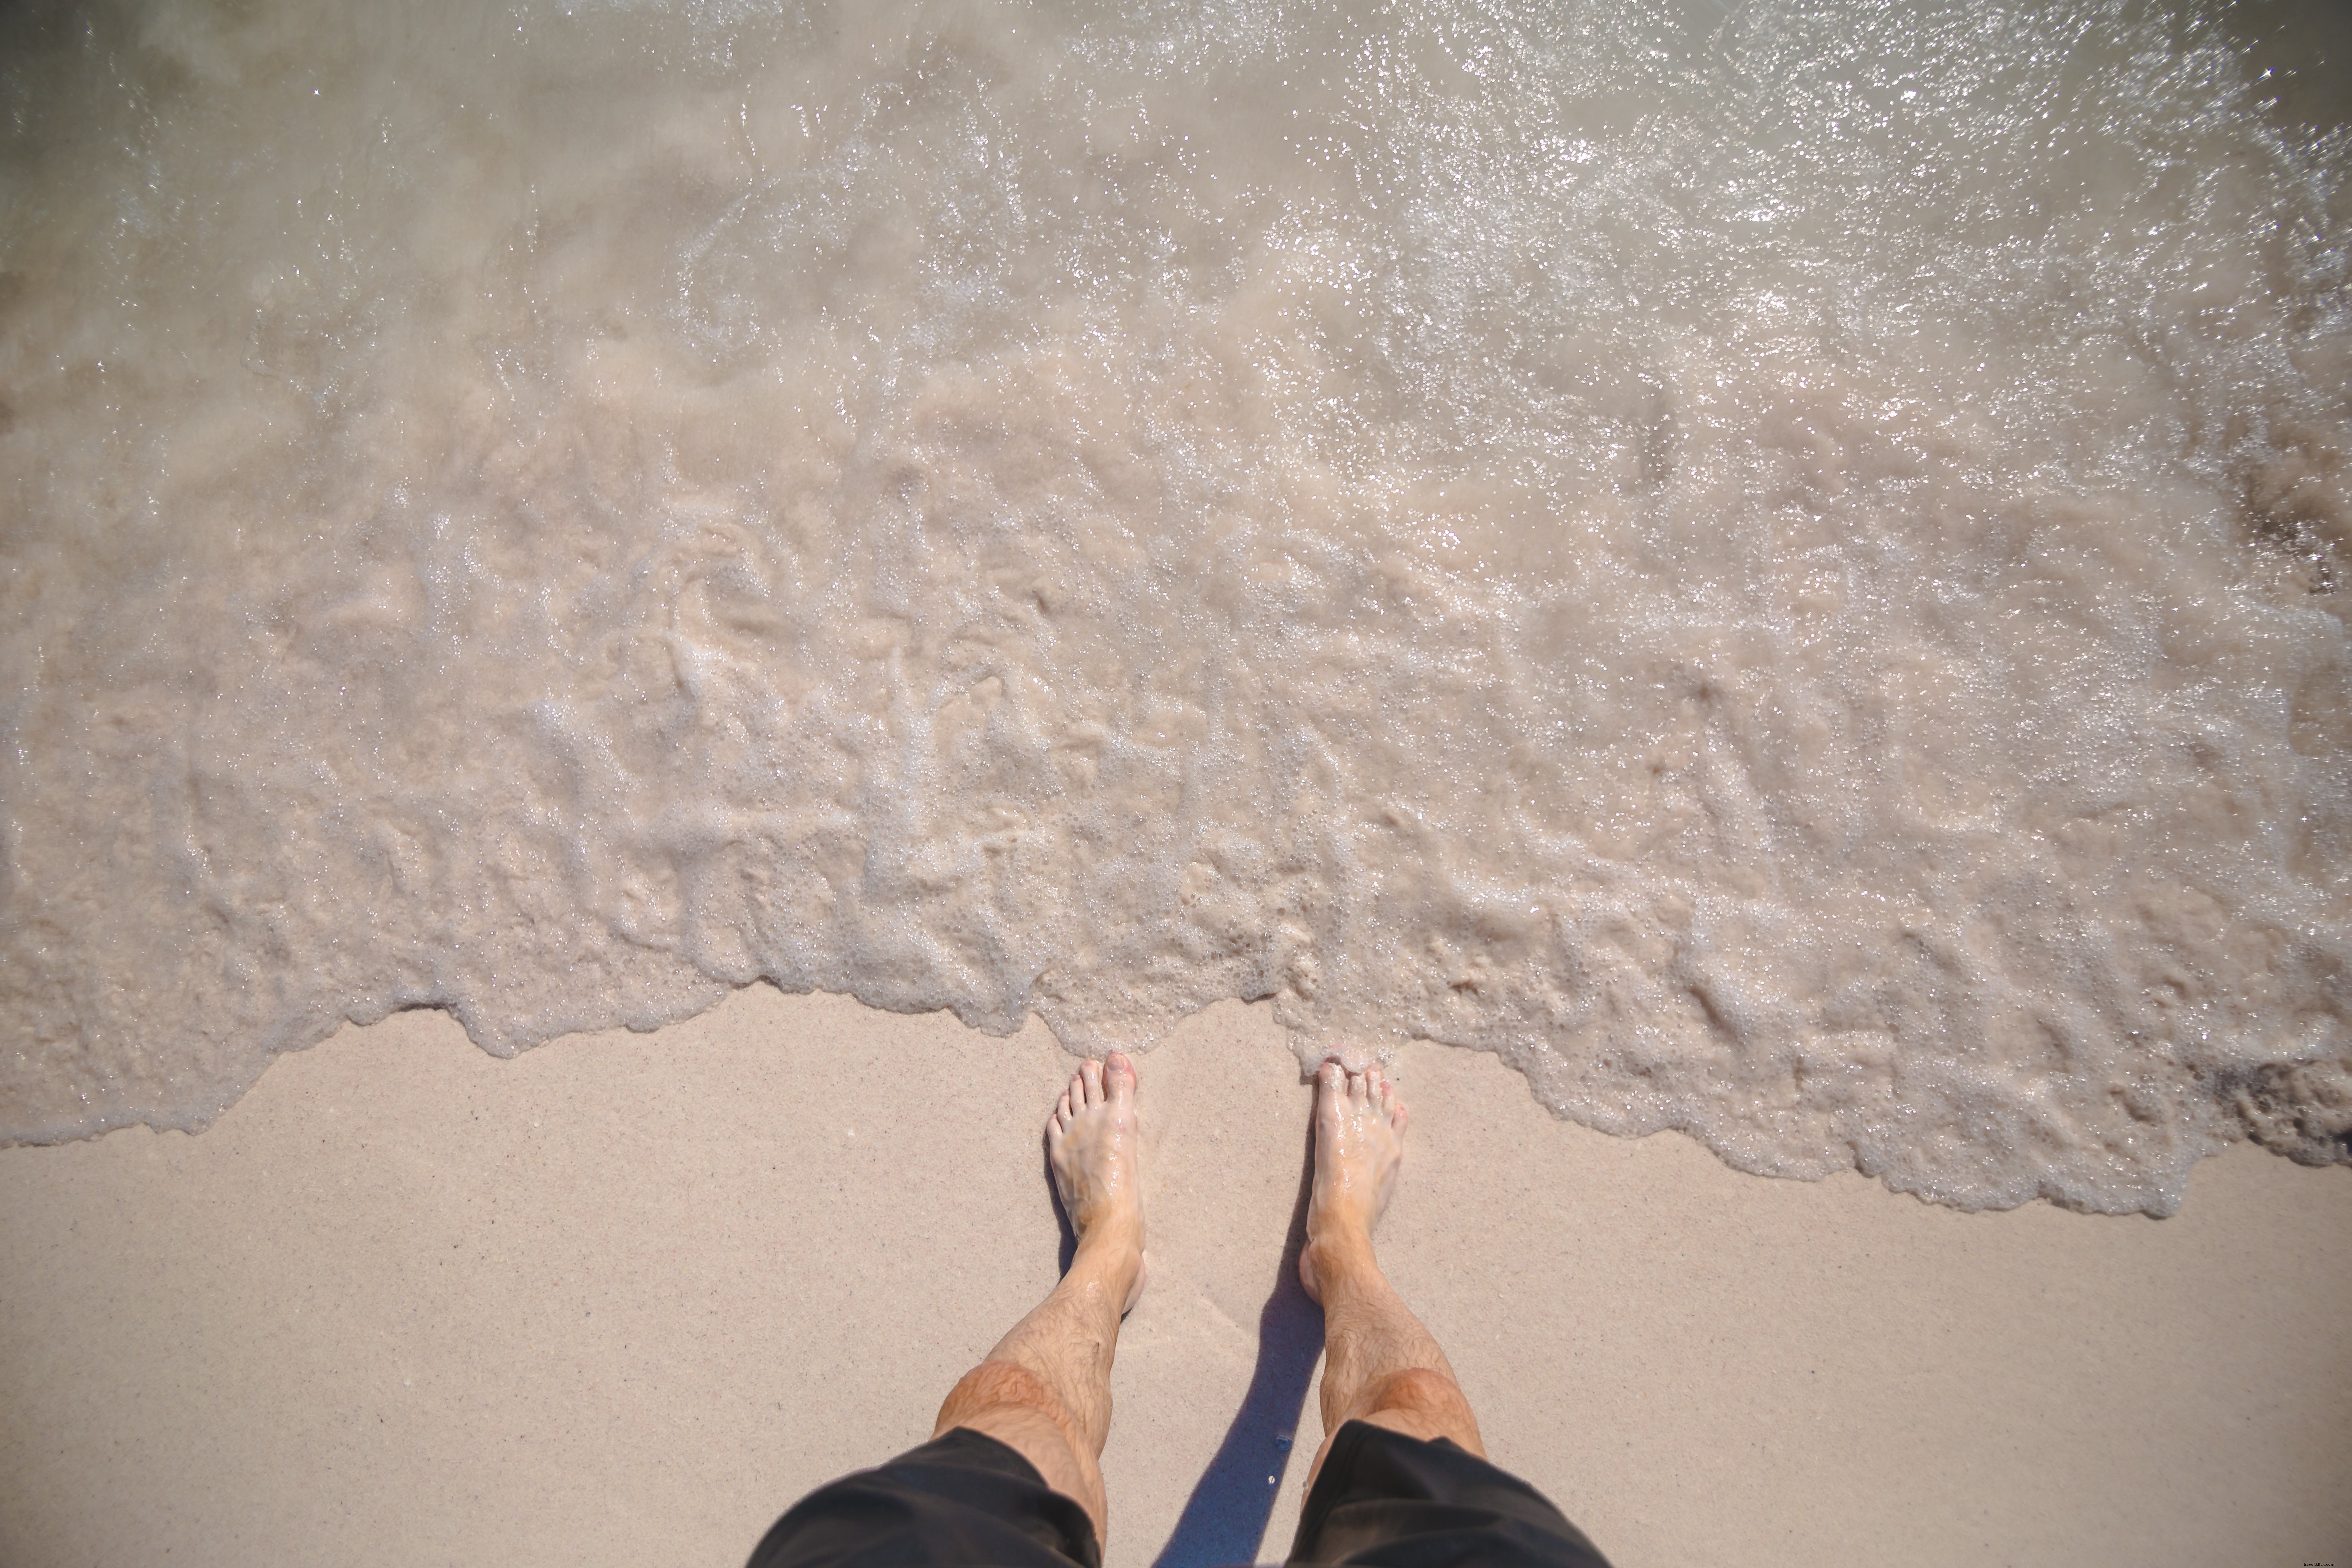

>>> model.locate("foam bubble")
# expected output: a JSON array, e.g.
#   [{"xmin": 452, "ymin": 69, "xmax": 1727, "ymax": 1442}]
[{"xmin": 1, "ymin": 0, "xmax": 2346, "ymax": 1212}]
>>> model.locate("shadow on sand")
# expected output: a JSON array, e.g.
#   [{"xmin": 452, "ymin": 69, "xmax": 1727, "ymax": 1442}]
[{"xmin": 1147, "ymin": 1134, "xmax": 1323, "ymax": 1568}]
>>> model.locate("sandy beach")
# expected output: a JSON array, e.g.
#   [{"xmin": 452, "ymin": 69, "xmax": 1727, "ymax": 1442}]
[
  {"xmin": 5, "ymin": 3, "xmax": 2349, "ymax": 1564},
  {"xmin": 3, "ymin": 988, "xmax": 2346, "ymax": 1568}
]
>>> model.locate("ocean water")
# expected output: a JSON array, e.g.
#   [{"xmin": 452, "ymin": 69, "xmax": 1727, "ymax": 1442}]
[{"xmin": 2, "ymin": 0, "xmax": 2345, "ymax": 1213}]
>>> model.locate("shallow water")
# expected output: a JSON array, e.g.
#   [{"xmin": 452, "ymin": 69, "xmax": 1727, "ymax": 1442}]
[{"xmin": 2, "ymin": 0, "xmax": 2346, "ymax": 1213}]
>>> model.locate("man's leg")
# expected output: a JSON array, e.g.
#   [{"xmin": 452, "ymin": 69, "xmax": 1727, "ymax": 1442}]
[
  {"xmin": 1296, "ymin": 1059, "xmax": 1479, "ymax": 1486},
  {"xmin": 747, "ymin": 1055, "xmax": 1145, "ymax": 1568},
  {"xmin": 1290, "ymin": 1059, "xmax": 1609, "ymax": 1568},
  {"xmin": 933, "ymin": 1052, "xmax": 1147, "ymax": 1550}
]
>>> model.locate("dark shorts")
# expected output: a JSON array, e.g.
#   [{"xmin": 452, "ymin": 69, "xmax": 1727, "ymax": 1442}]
[{"xmin": 748, "ymin": 1420, "xmax": 1611, "ymax": 1568}]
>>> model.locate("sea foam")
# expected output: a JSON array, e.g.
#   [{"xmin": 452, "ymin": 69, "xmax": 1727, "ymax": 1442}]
[{"xmin": 1, "ymin": 0, "xmax": 2346, "ymax": 1213}]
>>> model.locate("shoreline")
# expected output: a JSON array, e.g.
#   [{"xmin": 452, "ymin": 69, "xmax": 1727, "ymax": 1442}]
[{"xmin": 3, "ymin": 985, "xmax": 2347, "ymax": 1566}]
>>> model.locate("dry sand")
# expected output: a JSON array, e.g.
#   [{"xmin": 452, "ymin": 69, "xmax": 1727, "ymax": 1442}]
[{"xmin": 3, "ymin": 986, "xmax": 2348, "ymax": 1568}]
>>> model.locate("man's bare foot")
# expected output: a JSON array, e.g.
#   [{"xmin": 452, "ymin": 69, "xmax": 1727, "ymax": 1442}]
[
  {"xmin": 1299, "ymin": 1058, "xmax": 1409, "ymax": 1304},
  {"xmin": 1046, "ymin": 1052, "xmax": 1147, "ymax": 1314}
]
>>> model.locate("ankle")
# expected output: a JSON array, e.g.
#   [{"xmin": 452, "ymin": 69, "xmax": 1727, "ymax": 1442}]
[
  {"xmin": 1302, "ymin": 1225, "xmax": 1379, "ymax": 1293},
  {"xmin": 1073, "ymin": 1215, "xmax": 1145, "ymax": 1271}
]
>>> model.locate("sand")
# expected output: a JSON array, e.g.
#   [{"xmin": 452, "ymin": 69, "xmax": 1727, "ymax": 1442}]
[{"xmin": 2, "ymin": 989, "xmax": 2347, "ymax": 1568}]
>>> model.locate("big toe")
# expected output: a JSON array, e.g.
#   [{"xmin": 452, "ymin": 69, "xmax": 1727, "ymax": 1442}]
[{"xmin": 1104, "ymin": 1050, "xmax": 1137, "ymax": 1103}]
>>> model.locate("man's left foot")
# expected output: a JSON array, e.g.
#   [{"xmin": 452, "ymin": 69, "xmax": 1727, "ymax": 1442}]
[{"xmin": 1046, "ymin": 1053, "xmax": 1148, "ymax": 1312}]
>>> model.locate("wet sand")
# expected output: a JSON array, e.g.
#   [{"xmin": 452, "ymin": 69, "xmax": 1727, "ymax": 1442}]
[{"xmin": 3, "ymin": 988, "xmax": 2348, "ymax": 1567}]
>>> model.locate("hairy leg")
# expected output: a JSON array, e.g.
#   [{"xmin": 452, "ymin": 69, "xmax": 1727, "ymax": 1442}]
[
  {"xmin": 1298, "ymin": 1059, "xmax": 1482, "ymax": 1488},
  {"xmin": 934, "ymin": 1053, "xmax": 1147, "ymax": 1548}
]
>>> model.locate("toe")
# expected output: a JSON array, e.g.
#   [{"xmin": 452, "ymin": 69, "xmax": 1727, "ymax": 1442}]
[
  {"xmin": 1081, "ymin": 1057, "xmax": 1105, "ymax": 1105},
  {"xmin": 1104, "ymin": 1050, "xmax": 1137, "ymax": 1103},
  {"xmin": 1317, "ymin": 1058, "xmax": 1344, "ymax": 1094}
]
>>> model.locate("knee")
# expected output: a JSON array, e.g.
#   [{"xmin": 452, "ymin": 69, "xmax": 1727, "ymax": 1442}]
[
  {"xmin": 1365, "ymin": 1366, "xmax": 1467, "ymax": 1421},
  {"xmin": 1308, "ymin": 1367, "xmax": 1484, "ymax": 1491},
  {"xmin": 1360, "ymin": 1367, "xmax": 1481, "ymax": 1451},
  {"xmin": 934, "ymin": 1361, "xmax": 1107, "ymax": 1543},
  {"xmin": 935, "ymin": 1359, "xmax": 1071, "ymax": 1436}
]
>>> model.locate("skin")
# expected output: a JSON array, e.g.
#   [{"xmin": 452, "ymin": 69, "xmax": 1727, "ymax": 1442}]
[
  {"xmin": 932, "ymin": 1052, "xmax": 1146, "ymax": 1546},
  {"xmin": 933, "ymin": 1051, "xmax": 1480, "ymax": 1550},
  {"xmin": 1294, "ymin": 1058, "xmax": 1482, "ymax": 1487}
]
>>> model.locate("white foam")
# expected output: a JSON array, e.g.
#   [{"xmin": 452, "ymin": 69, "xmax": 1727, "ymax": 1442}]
[{"xmin": 1, "ymin": 0, "xmax": 2345, "ymax": 1212}]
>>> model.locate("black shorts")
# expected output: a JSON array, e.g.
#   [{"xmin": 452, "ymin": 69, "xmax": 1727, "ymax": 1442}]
[{"xmin": 747, "ymin": 1419, "xmax": 1611, "ymax": 1568}]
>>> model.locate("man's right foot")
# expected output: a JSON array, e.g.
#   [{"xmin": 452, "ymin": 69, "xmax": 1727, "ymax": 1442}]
[{"xmin": 1299, "ymin": 1059, "xmax": 1409, "ymax": 1304}]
